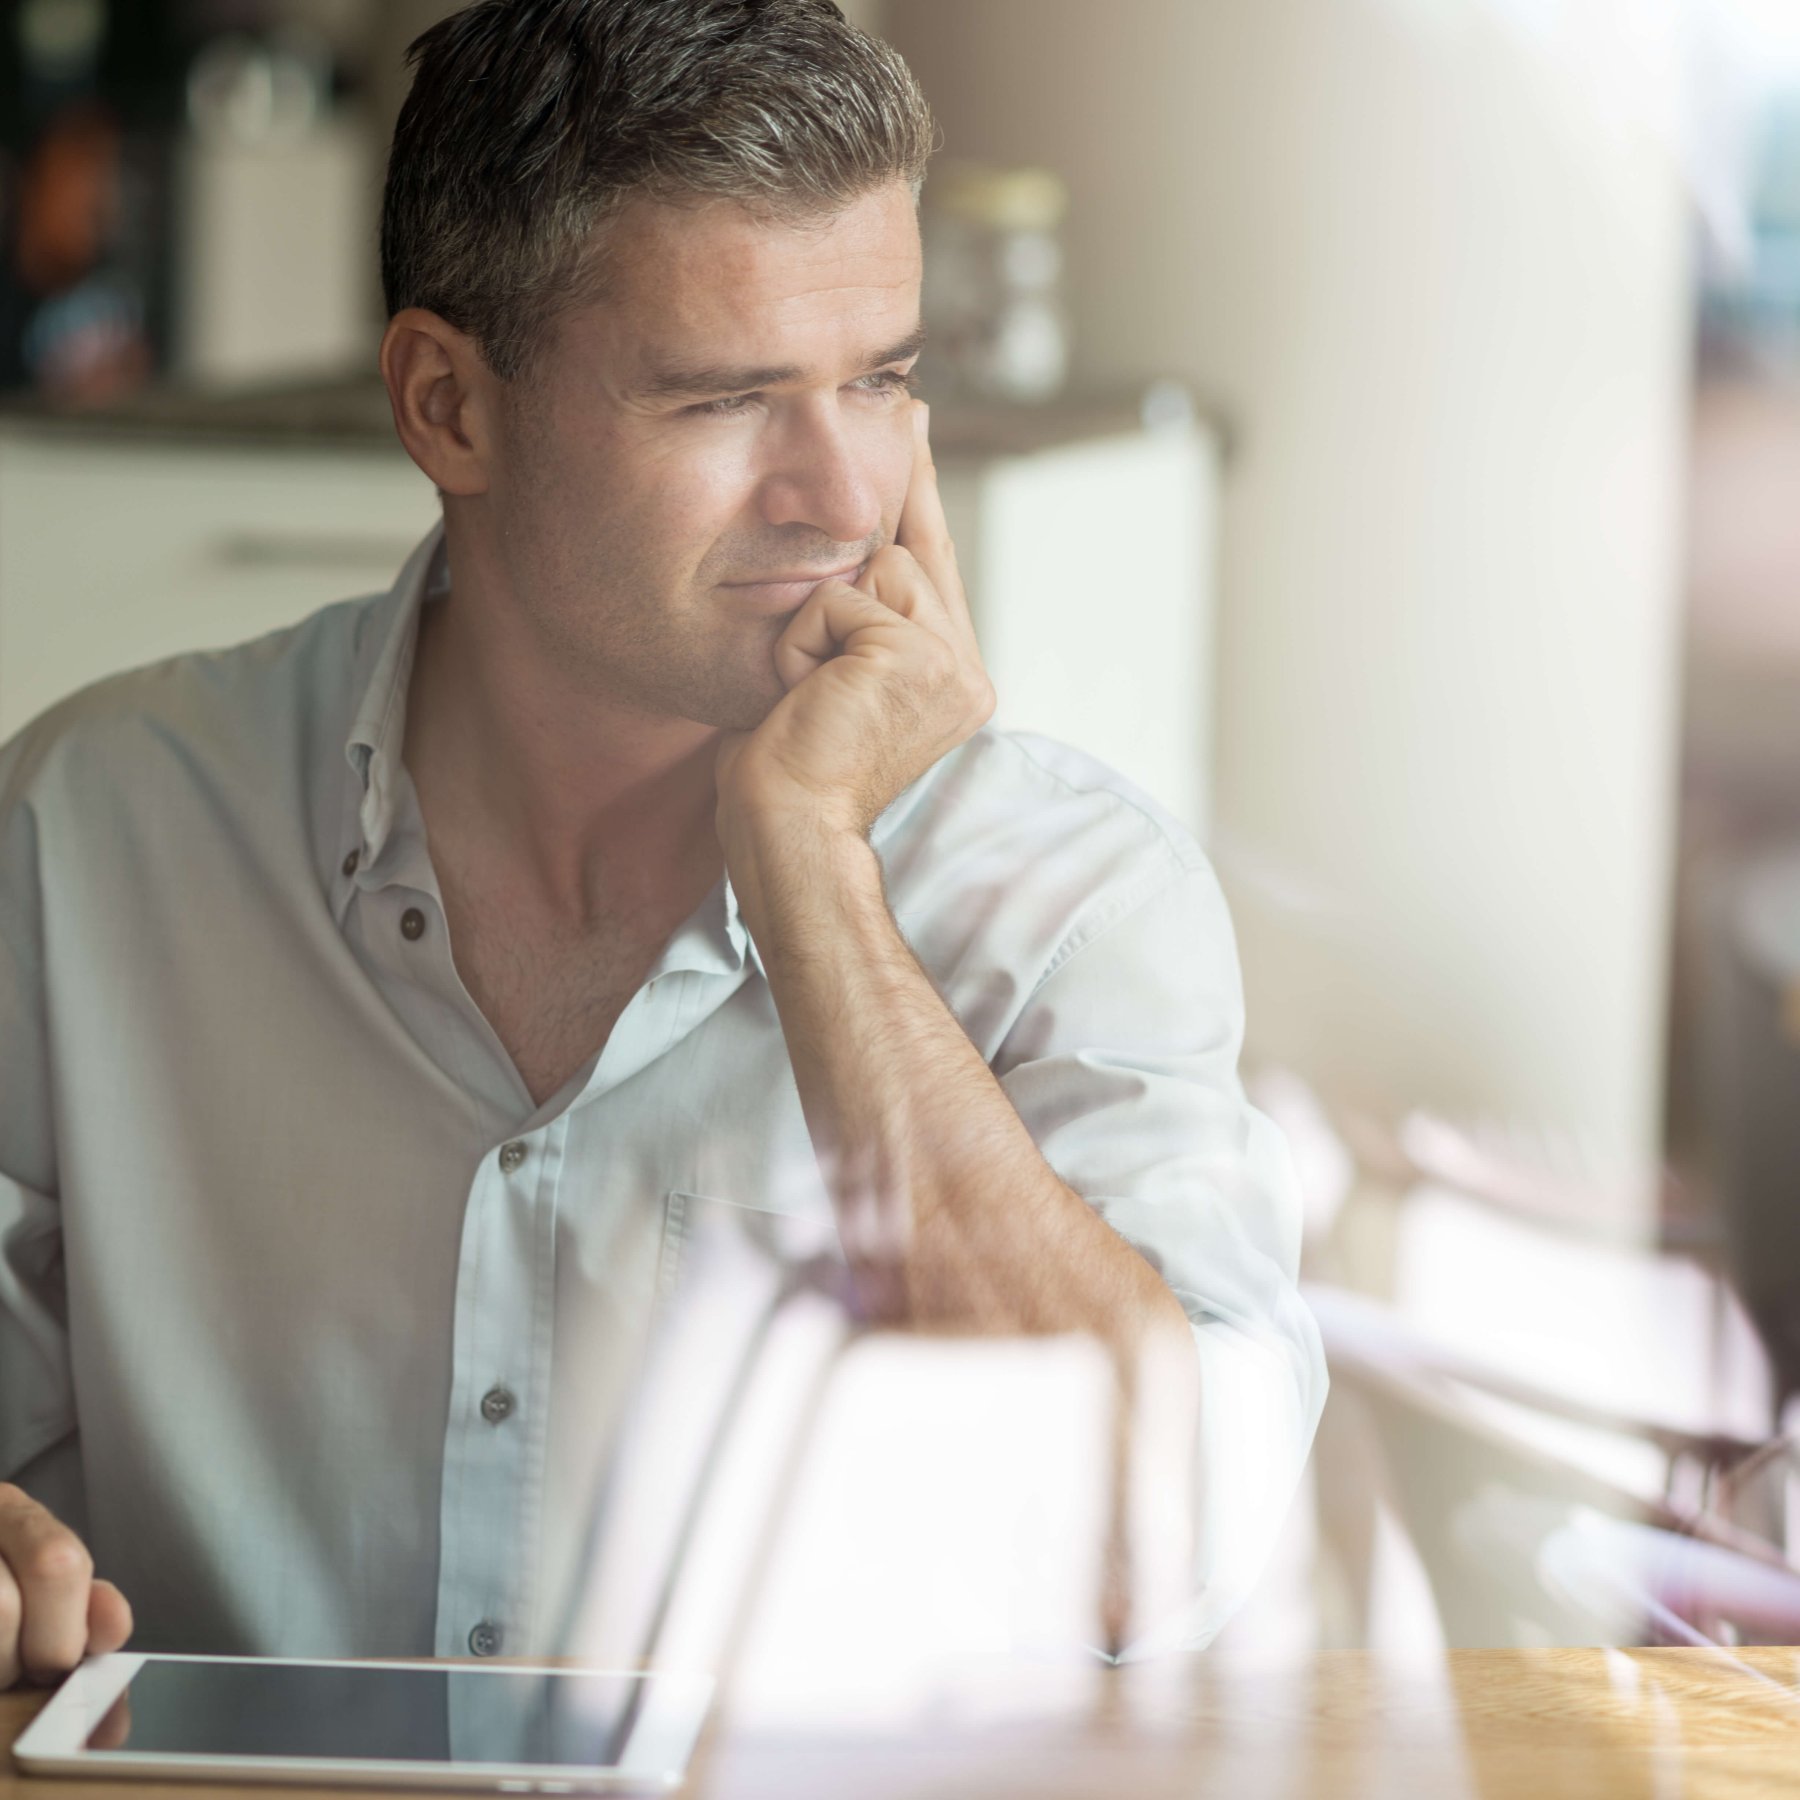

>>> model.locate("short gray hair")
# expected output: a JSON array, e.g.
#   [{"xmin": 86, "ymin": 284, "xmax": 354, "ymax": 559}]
[{"xmin": 380, "ymin": 0, "xmax": 936, "ymax": 381}]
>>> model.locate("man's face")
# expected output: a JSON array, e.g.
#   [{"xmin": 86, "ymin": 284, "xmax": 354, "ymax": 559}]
[{"xmin": 481, "ymin": 181, "xmax": 925, "ymax": 730}]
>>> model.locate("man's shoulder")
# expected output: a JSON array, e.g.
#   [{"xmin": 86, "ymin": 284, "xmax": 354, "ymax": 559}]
[
  {"xmin": 880, "ymin": 727, "xmax": 1216, "ymax": 970},
  {"xmin": 888, "ymin": 726, "xmax": 1207, "ymax": 880},
  {"xmin": 0, "ymin": 590, "xmax": 383, "ymax": 810}
]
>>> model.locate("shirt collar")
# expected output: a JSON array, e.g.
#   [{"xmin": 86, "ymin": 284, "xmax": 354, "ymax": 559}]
[
  {"xmin": 343, "ymin": 520, "xmax": 447, "ymax": 874},
  {"xmin": 340, "ymin": 521, "xmax": 762, "ymax": 978},
  {"xmin": 656, "ymin": 872, "xmax": 761, "ymax": 980}
]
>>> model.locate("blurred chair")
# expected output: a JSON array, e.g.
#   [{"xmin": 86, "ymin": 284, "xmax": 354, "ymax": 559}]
[
  {"xmin": 1309, "ymin": 1281, "xmax": 1796, "ymax": 1647},
  {"xmin": 1231, "ymin": 1069, "xmax": 1798, "ymax": 1655},
  {"xmin": 1542, "ymin": 1509, "xmax": 1800, "ymax": 1649},
  {"xmin": 1340, "ymin": 1104, "xmax": 1719, "ymax": 1253},
  {"xmin": 1345, "ymin": 1102, "xmax": 1777, "ymax": 1521},
  {"xmin": 1479, "ymin": 1496, "xmax": 1800, "ymax": 1651}
]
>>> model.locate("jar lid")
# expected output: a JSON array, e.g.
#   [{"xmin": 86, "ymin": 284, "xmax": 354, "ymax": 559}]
[{"xmin": 929, "ymin": 163, "xmax": 1068, "ymax": 233}]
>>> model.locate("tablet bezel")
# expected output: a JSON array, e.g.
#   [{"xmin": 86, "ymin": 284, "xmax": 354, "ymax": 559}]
[{"xmin": 13, "ymin": 1652, "xmax": 713, "ymax": 1792}]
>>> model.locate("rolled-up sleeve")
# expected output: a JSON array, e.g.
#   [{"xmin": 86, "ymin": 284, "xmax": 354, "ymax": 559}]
[
  {"xmin": 0, "ymin": 750, "xmax": 77, "ymax": 1490},
  {"xmin": 995, "ymin": 858, "xmax": 1327, "ymax": 1652}
]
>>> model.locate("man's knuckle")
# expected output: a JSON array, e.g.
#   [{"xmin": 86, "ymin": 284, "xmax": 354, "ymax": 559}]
[
  {"xmin": 23, "ymin": 1536, "xmax": 90, "ymax": 1585},
  {"xmin": 0, "ymin": 1580, "xmax": 20, "ymax": 1641}
]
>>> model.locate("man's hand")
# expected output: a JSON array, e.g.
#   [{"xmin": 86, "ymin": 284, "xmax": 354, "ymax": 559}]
[
  {"xmin": 714, "ymin": 400, "xmax": 995, "ymax": 846},
  {"xmin": 0, "ymin": 1484, "xmax": 132, "ymax": 1688}
]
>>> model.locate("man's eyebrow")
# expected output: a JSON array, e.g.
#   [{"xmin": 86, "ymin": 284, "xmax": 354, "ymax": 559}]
[
  {"xmin": 637, "ymin": 326, "xmax": 927, "ymax": 401},
  {"xmin": 861, "ymin": 325, "xmax": 928, "ymax": 370}
]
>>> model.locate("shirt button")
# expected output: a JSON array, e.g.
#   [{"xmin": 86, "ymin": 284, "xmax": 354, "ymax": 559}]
[
  {"xmin": 468, "ymin": 1620, "xmax": 501, "ymax": 1657},
  {"xmin": 342, "ymin": 848, "xmax": 360, "ymax": 877},
  {"xmin": 480, "ymin": 1385, "xmax": 516, "ymax": 1425},
  {"xmin": 498, "ymin": 1140, "xmax": 527, "ymax": 1174},
  {"xmin": 400, "ymin": 907, "xmax": 426, "ymax": 942}
]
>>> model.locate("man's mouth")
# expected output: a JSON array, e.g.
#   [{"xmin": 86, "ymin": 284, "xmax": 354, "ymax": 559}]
[{"xmin": 719, "ymin": 562, "xmax": 867, "ymax": 607}]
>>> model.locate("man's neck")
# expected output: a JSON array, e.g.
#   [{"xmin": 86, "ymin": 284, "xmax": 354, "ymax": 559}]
[{"xmin": 402, "ymin": 535, "xmax": 725, "ymax": 926}]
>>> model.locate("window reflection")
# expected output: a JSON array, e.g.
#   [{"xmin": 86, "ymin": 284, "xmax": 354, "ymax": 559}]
[{"xmin": 8, "ymin": 2, "xmax": 1800, "ymax": 1758}]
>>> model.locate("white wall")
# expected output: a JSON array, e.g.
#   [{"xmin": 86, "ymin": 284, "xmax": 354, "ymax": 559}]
[{"xmin": 882, "ymin": 0, "xmax": 1692, "ymax": 1172}]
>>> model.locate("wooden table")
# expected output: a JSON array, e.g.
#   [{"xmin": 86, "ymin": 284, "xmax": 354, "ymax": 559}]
[{"xmin": 7, "ymin": 1649, "xmax": 1800, "ymax": 1799}]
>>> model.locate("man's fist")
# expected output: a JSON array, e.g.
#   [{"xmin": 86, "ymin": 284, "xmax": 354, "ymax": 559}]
[
  {"xmin": 714, "ymin": 398, "xmax": 995, "ymax": 843},
  {"xmin": 0, "ymin": 1483, "xmax": 132, "ymax": 1687}
]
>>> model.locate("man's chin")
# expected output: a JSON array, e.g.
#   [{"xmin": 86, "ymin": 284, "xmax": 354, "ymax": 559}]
[{"xmin": 673, "ymin": 666, "xmax": 787, "ymax": 734}]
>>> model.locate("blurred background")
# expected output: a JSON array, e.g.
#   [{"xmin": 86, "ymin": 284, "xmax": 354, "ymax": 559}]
[{"xmin": 9, "ymin": 0, "xmax": 1800, "ymax": 1661}]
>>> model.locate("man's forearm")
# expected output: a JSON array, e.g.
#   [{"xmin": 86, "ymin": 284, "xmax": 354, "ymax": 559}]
[{"xmin": 726, "ymin": 815, "xmax": 1193, "ymax": 1350}]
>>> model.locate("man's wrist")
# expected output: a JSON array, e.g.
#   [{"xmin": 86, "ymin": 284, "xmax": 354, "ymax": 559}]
[{"xmin": 721, "ymin": 804, "xmax": 885, "ymax": 946}]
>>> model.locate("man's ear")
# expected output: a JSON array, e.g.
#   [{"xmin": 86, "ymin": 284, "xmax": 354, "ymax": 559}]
[{"xmin": 379, "ymin": 308, "xmax": 497, "ymax": 497}]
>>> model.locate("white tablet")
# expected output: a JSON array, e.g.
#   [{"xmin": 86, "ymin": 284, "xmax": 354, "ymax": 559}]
[{"xmin": 13, "ymin": 1653, "xmax": 714, "ymax": 1792}]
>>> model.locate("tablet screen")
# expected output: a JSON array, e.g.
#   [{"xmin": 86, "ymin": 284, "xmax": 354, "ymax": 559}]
[{"xmin": 84, "ymin": 1661, "xmax": 657, "ymax": 1769}]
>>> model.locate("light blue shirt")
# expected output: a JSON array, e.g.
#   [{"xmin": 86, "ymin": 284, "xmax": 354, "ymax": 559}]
[{"xmin": 0, "ymin": 525, "xmax": 1324, "ymax": 1661}]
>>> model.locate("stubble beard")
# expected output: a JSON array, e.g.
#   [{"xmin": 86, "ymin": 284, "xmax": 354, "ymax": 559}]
[
  {"xmin": 660, "ymin": 612, "xmax": 790, "ymax": 731},
  {"xmin": 541, "ymin": 586, "xmax": 791, "ymax": 733}
]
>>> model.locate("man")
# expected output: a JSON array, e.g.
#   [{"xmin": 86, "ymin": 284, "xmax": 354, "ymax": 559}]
[{"xmin": 0, "ymin": 0, "xmax": 1323, "ymax": 1688}]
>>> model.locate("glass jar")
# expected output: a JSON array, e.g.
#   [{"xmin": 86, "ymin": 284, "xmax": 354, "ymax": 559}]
[{"xmin": 922, "ymin": 162, "xmax": 1072, "ymax": 404}]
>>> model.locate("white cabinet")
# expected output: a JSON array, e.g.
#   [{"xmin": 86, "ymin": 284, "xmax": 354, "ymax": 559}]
[
  {"xmin": 0, "ymin": 432, "xmax": 438, "ymax": 741},
  {"xmin": 939, "ymin": 417, "xmax": 1218, "ymax": 833},
  {"xmin": 0, "ymin": 410, "xmax": 1220, "ymax": 833}
]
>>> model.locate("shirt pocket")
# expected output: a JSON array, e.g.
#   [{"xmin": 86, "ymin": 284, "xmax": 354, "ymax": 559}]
[{"xmin": 657, "ymin": 1187, "xmax": 846, "ymax": 1308}]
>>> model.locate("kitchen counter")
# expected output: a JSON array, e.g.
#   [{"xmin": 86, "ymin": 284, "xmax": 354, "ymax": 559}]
[{"xmin": 0, "ymin": 373, "xmax": 1225, "ymax": 459}]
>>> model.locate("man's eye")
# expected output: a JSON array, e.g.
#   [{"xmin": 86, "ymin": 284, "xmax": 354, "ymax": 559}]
[
  {"xmin": 691, "ymin": 392, "xmax": 759, "ymax": 418},
  {"xmin": 854, "ymin": 369, "xmax": 918, "ymax": 399},
  {"xmin": 688, "ymin": 370, "xmax": 915, "ymax": 417}
]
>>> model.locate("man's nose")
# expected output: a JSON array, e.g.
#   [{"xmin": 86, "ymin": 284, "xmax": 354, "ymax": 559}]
[{"xmin": 757, "ymin": 404, "xmax": 885, "ymax": 547}]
